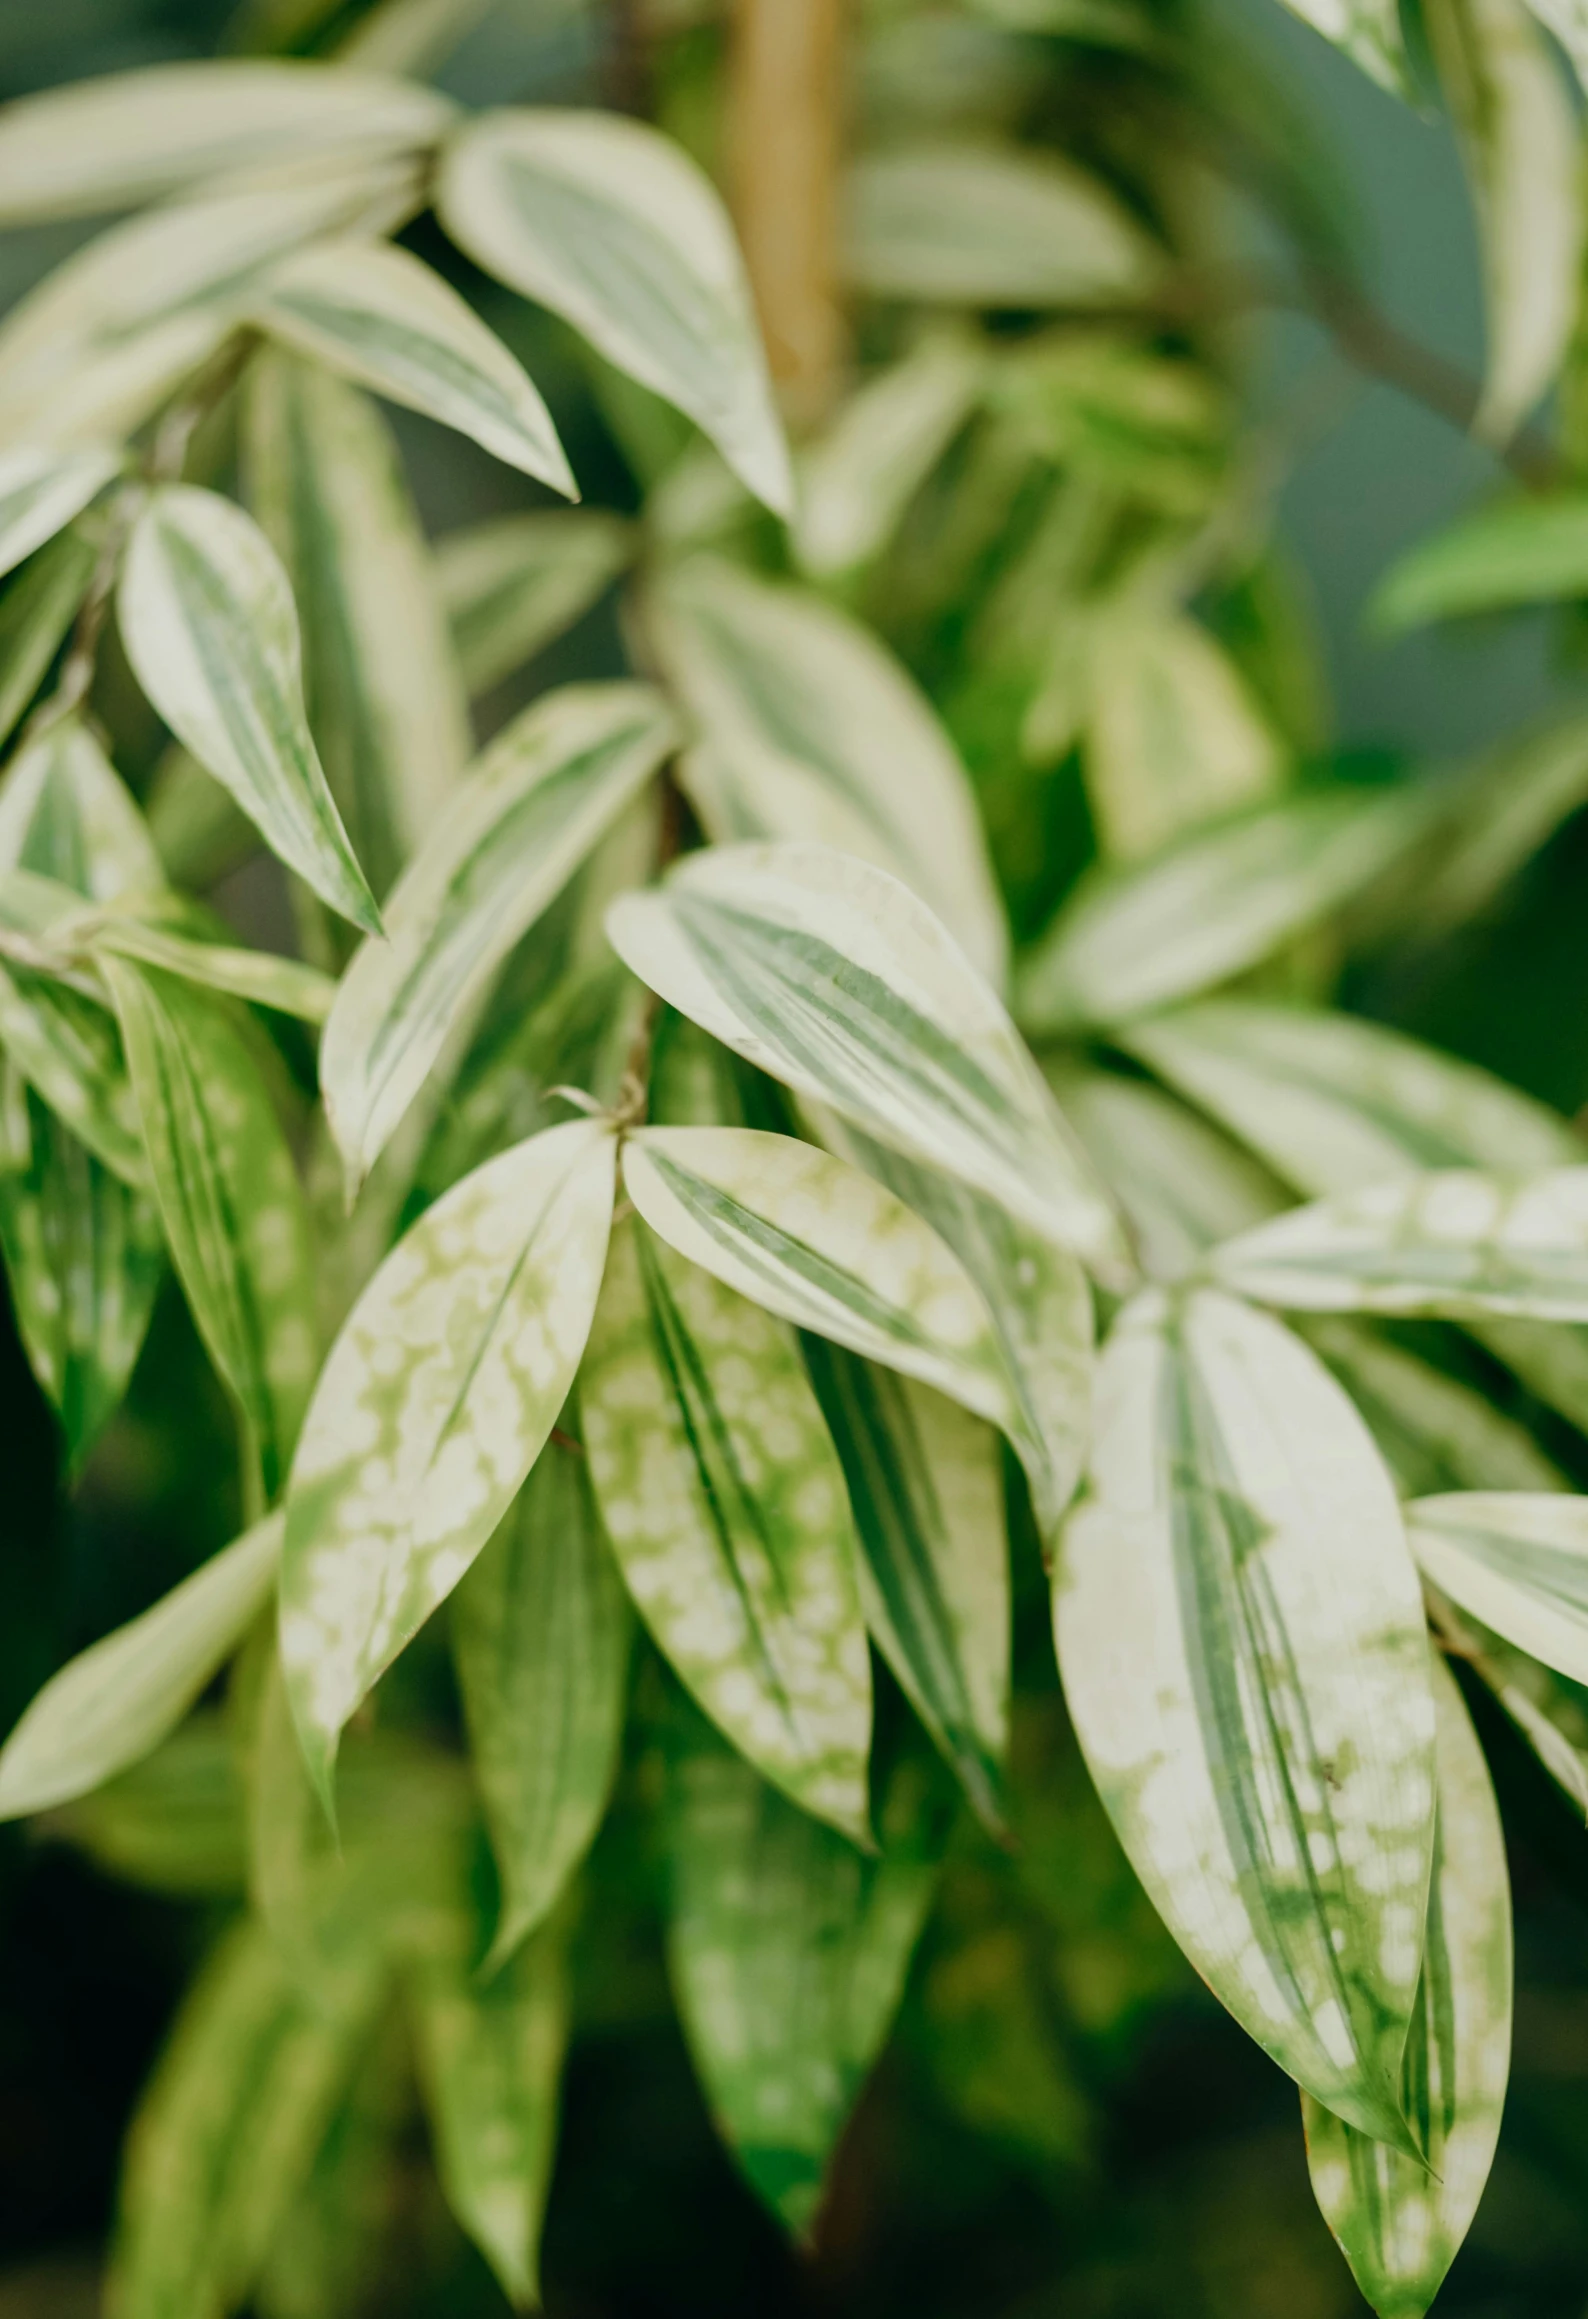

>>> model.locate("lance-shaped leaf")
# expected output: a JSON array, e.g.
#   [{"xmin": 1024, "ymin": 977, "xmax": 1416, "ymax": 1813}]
[
  {"xmin": 1303, "ymin": 1658, "xmax": 1511, "ymax": 2319},
  {"xmin": 323, "ymin": 682, "xmax": 674, "ymax": 1191},
  {"xmin": 118, "ymin": 486, "xmax": 382, "ymax": 935},
  {"xmin": 1273, "ymin": 0, "xmax": 1407, "ymax": 89},
  {"xmin": 804, "ymin": 1343, "xmax": 1008, "ymax": 1829},
  {"xmin": 0, "ymin": 59, "xmax": 453, "ymax": 224},
  {"xmin": 411, "ymin": 1905, "xmax": 570, "ymax": 2309},
  {"xmin": 0, "ymin": 445, "xmax": 119, "ymax": 584},
  {"xmin": 102, "ymin": 957, "xmax": 319, "ymax": 1503},
  {"xmin": 280, "ymin": 1119, "xmax": 617, "ymax": 1810},
  {"xmin": 1308, "ymin": 1319, "xmax": 1567, "ymax": 1498},
  {"xmin": 454, "ymin": 1440, "xmax": 632, "ymax": 1973},
  {"xmin": 793, "ymin": 330, "xmax": 985, "ymax": 581},
  {"xmin": 243, "ymin": 348, "xmax": 470, "ymax": 902},
  {"xmin": 0, "ymin": 520, "xmax": 102, "ymax": 754},
  {"xmin": 0, "ymin": 1513, "xmax": 280, "ymax": 1820},
  {"xmin": 1371, "ymin": 495, "xmax": 1588, "ymax": 633},
  {"xmin": 666, "ymin": 1714, "xmax": 943, "ymax": 2234},
  {"xmin": 1017, "ymin": 789, "xmax": 1428, "ymax": 1032},
  {"xmin": 1407, "ymin": 1493, "xmax": 1588, "ymax": 1685},
  {"xmin": 1211, "ymin": 1167, "xmax": 1588, "ymax": 1320},
  {"xmin": 0, "ymin": 717, "xmax": 163, "ymax": 901},
  {"xmin": 645, "ymin": 559, "xmax": 1006, "ymax": 986},
  {"xmin": 257, "ymin": 2013, "xmax": 408, "ymax": 2319},
  {"xmin": 605, "ymin": 842, "xmax": 1129, "ymax": 1283},
  {"xmin": 90, "ymin": 915, "xmax": 336, "ymax": 1024},
  {"xmin": 0, "ymin": 958, "xmax": 146, "ymax": 1184},
  {"xmin": 1427, "ymin": 1585, "xmax": 1588, "ymax": 1817},
  {"xmin": 437, "ymin": 107, "xmax": 792, "ymax": 515},
  {"xmin": 1054, "ymin": 1288, "xmax": 1436, "ymax": 2144},
  {"xmin": 581, "ymin": 1214, "xmax": 873, "ymax": 1841},
  {"xmin": 249, "ymin": 238, "xmax": 575, "ymax": 495},
  {"xmin": 438, "ymin": 508, "xmax": 636, "ymax": 697}
]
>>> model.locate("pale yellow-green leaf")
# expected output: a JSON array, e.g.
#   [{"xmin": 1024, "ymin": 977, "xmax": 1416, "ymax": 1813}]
[
  {"xmin": 1408, "ymin": 1491, "xmax": 1588, "ymax": 1685},
  {"xmin": 0, "ymin": 445, "xmax": 120, "ymax": 585},
  {"xmin": 89, "ymin": 915, "xmax": 336, "ymax": 1024},
  {"xmin": 1372, "ymin": 500, "xmax": 1588, "ymax": 632},
  {"xmin": 437, "ymin": 508, "xmax": 636, "ymax": 697},
  {"xmin": 793, "ymin": 330, "xmax": 985, "ymax": 579},
  {"xmin": 0, "ymin": 520, "xmax": 102, "ymax": 754}
]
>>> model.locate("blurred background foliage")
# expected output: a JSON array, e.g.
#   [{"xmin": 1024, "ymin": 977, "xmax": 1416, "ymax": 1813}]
[{"xmin": 4, "ymin": 2, "xmax": 1588, "ymax": 2315}]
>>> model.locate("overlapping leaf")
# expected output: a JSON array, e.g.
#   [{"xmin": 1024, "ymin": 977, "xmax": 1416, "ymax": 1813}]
[
  {"xmin": 793, "ymin": 331, "xmax": 985, "ymax": 580},
  {"xmin": 89, "ymin": 915, "xmax": 336, "ymax": 1023},
  {"xmin": 1273, "ymin": 0, "xmax": 1407, "ymax": 89},
  {"xmin": 0, "ymin": 520, "xmax": 101, "ymax": 752},
  {"xmin": 0, "ymin": 445, "xmax": 120, "ymax": 583},
  {"xmin": 1408, "ymin": 1492, "xmax": 1588, "ymax": 1684},
  {"xmin": 1307, "ymin": 1319, "xmax": 1567, "ymax": 1497},
  {"xmin": 438, "ymin": 508, "xmax": 635, "ymax": 697},
  {"xmin": 0, "ymin": 717, "xmax": 163, "ymax": 901}
]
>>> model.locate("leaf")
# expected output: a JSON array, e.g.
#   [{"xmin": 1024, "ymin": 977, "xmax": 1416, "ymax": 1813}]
[
  {"xmin": 0, "ymin": 958, "xmax": 147, "ymax": 1185},
  {"xmin": 1416, "ymin": 710, "xmax": 1588, "ymax": 935},
  {"xmin": 804, "ymin": 1344, "xmax": 1009, "ymax": 1828},
  {"xmin": 1525, "ymin": 0, "xmax": 1588, "ymax": 93},
  {"xmin": 0, "ymin": 445, "xmax": 120, "ymax": 584},
  {"xmin": 1307, "ymin": 1318, "xmax": 1567, "ymax": 1497},
  {"xmin": 249, "ymin": 237, "xmax": 575, "ymax": 494},
  {"xmin": 1427, "ymin": 0, "xmax": 1583, "ymax": 441},
  {"xmin": 1271, "ymin": 0, "xmax": 1407, "ymax": 90},
  {"xmin": 792, "ymin": 330, "xmax": 985, "ymax": 579},
  {"xmin": 1303, "ymin": 1658, "xmax": 1511, "ymax": 2319},
  {"xmin": 454, "ymin": 1439, "xmax": 632, "ymax": 1972},
  {"xmin": 119, "ymin": 486, "xmax": 382, "ymax": 934},
  {"xmin": 0, "ymin": 520, "xmax": 101, "ymax": 754},
  {"xmin": 605, "ymin": 841, "xmax": 1129, "ymax": 1283},
  {"xmin": 102, "ymin": 956, "xmax": 319, "ymax": 1501},
  {"xmin": 845, "ymin": 144, "xmax": 1162, "ymax": 308},
  {"xmin": 322, "ymin": 682, "xmax": 674, "ymax": 1191},
  {"xmin": 1016, "ymin": 789, "xmax": 1427, "ymax": 1032},
  {"xmin": 280, "ymin": 1118, "xmax": 617, "ymax": 1809},
  {"xmin": 243, "ymin": 347, "xmax": 471, "ymax": 902},
  {"xmin": 0, "ymin": 1514, "xmax": 280, "ymax": 1820},
  {"xmin": 1054, "ymin": 1287, "xmax": 1436, "ymax": 2144},
  {"xmin": 0, "ymin": 58, "xmax": 452, "ymax": 223},
  {"xmin": 1427, "ymin": 1587, "xmax": 1588, "ymax": 1816},
  {"xmin": 411, "ymin": 1907, "xmax": 570, "ymax": 2309},
  {"xmin": 255, "ymin": 2014, "xmax": 408, "ymax": 2319},
  {"xmin": 49, "ymin": 1717, "xmax": 247, "ymax": 1898},
  {"xmin": 0, "ymin": 716, "xmax": 163, "ymax": 901},
  {"xmin": 1408, "ymin": 1492, "xmax": 1588, "ymax": 1685},
  {"xmin": 1372, "ymin": 496, "xmax": 1588, "ymax": 631},
  {"xmin": 438, "ymin": 107, "xmax": 792, "ymax": 515},
  {"xmin": 437, "ymin": 508, "xmax": 636, "ymax": 697},
  {"xmin": 90, "ymin": 915, "xmax": 337, "ymax": 1024},
  {"xmin": 643, "ymin": 559, "xmax": 1007, "ymax": 985},
  {"xmin": 580, "ymin": 1213, "xmax": 873, "ymax": 1841},
  {"xmin": 665, "ymin": 1714, "xmax": 943, "ymax": 2234}
]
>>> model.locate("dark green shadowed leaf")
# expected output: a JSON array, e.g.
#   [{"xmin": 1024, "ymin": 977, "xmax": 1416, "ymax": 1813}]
[{"xmin": 0, "ymin": 518, "xmax": 102, "ymax": 754}]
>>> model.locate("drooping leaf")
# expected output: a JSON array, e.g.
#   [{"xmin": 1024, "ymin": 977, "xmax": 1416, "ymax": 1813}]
[
  {"xmin": 605, "ymin": 841, "xmax": 1130, "ymax": 1282},
  {"xmin": 0, "ymin": 444, "xmax": 120, "ymax": 585},
  {"xmin": 89, "ymin": 915, "xmax": 337, "ymax": 1024},
  {"xmin": 322, "ymin": 682, "xmax": 674, "ymax": 1190},
  {"xmin": 1303, "ymin": 1657, "xmax": 1511, "ymax": 2319},
  {"xmin": 1408, "ymin": 1492, "xmax": 1588, "ymax": 1685},
  {"xmin": 580, "ymin": 1214, "xmax": 873, "ymax": 1841},
  {"xmin": 249, "ymin": 237, "xmax": 575, "ymax": 493},
  {"xmin": 280, "ymin": 1119, "xmax": 617, "ymax": 1809},
  {"xmin": 1272, "ymin": 0, "xmax": 1407, "ymax": 90},
  {"xmin": 102, "ymin": 956, "xmax": 319, "ymax": 1502},
  {"xmin": 454, "ymin": 1438, "xmax": 632, "ymax": 1972},
  {"xmin": 792, "ymin": 330, "xmax": 986, "ymax": 580},
  {"xmin": 1054, "ymin": 1287, "xmax": 1437, "ymax": 2144},
  {"xmin": 119, "ymin": 486, "xmax": 382, "ymax": 934},
  {"xmin": 437, "ymin": 508, "xmax": 636, "ymax": 697},
  {"xmin": 438, "ymin": 107, "xmax": 792, "ymax": 515},
  {"xmin": 1372, "ymin": 496, "xmax": 1588, "ymax": 632},
  {"xmin": 0, "ymin": 1514, "xmax": 280, "ymax": 1820},
  {"xmin": 243, "ymin": 346, "xmax": 470, "ymax": 902},
  {"xmin": 0, "ymin": 520, "xmax": 102, "ymax": 753},
  {"xmin": 643, "ymin": 559, "xmax": 1007, "ymax": 985},
  {"xmin": 1307, "ymin": 1318, "xmax": 1567, "ymax": 1497}
]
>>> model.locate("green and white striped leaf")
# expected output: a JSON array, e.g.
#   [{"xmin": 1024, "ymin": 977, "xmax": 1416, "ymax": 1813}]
[
  {"xmin": 243, "ymin": 348, "xmax": 470, "ymax": 903},
  {"xmin": 322, "ymin": 682, "xmax": 674, "ymax": 1191},
  {"xmin": 792, "ymin": 330, "xmax": 985, "ymax": 580},
  {"xmin": 411, "ymin": 1907, "xmax": 570, "ymax": 2310},
  {"xmin": 0, "ymin": 961, "xmax": 146, "ymax": 1184},
  {"xmin": 605, "ymin": 842, "xmax": 1130, "ymax": 1282},
  {"xmin": 0, "ymin": 521, "xmax": 102, "ymax": 754},
  {"xmin": 1274, "ymin": 0, "xmax": 1407, "ymax": 90},
  {"xmin": 280, "ymin": 1119, "xmax": 617, "ymax": 1809},
  {"xmin": 0, "ymin": 717, "xmax": 163, "ymax": 902},
  {"xmin": 1054, "ymin": 1287, "xmax": 1436, "ymax": 2143},
  {"xmin": 0, "ymin": 445, "xmax": 120, "ymax": 585},
  {"xmin": 1408, "ymin": 1492, "xmax": 1588, "ymax": 1685},
  {"xmin": 1017, "ymin": 789, "xmax": 1427, "ymax": 1032},
  {"xmin": 581, "ymin": 1214, "xmax": 873, "ymax": 1842},
  {"xmin": 102, "ymin": 957, "xmax": 319, "ymax": 1503},
  {"xmin": 666, "ymin": 1716, "xmax": 943, "ymax": 2234},
  {"xmin": 249, "ymin": 237, "xmax": 575, "ymax": 494},
  {"xmin": 1303, "ymin": 1658, "xmax": 1511, "ymax": 2319},
  {"xmin": 804, "ymin": 1344, "xmax": 1008, "ymax": 1828},
  {"xmin": 845, "ymin": 145, "xmax": 1162, "ymax": 308},
  {"xmin": 0, "ymin": 1513, "xmax": 279, "ymax": 1820},
  {"xmin": 438, "ymin": 509, "xmax": 635, "ymax": 697},
  {"xmin": 89, "ymin": 916, "xmax": 336, "ymax": 1024},
  {"xmin": 1372, "ymin": 497, "xmax": 1588, "ymax": 632},
  {"xmin": 119, "ymin": 486, "xmax": 382, "ymax": 935},
  {"xmin": 454, "ymin": 1440, "xmax": 632, "ymax": 1973},
  {"xmin": 1307, "ymin": 1319, "xmax": 1567, "ymax": 1498},
  {"xmin": 1427, "ymin": 1587, "xmax": 1588, "ymax": 1817},
  {"xmin": 0, "ymin": 59, "xmax": 452, "ymax": 223},
  {"xmin": 438, "ymin": 107, "xmax": 792, "ymax": 516},
  {"xmin": 644, "ymin": 559, "xmax": 1007, "ymax": 984}
]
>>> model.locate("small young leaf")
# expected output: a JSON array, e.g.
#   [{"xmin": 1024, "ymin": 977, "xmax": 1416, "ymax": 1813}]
[
  {"xmin": 1408, "ymin": 1492, "xmax": 1588, "ymax": 1684},
  {"xmin": 0, "ymin": 1514, "xmax": 280, "ymax": 1820},
  {"xmin": 280, "ymin": 1119, "xmax": 617, "ymax": 1809},
  {"xmin": 0, "ymin": 444, "xmax": 119, "ymax": 584},
  {"xmin": 581, "ymin": 1214, "xmax": 873, "ymax": 1842},
  {"xmin": 438, "ymin": 508, "xmax": 636, "ymax": 697},
  {"xmin": 119, "ymin": 485, "xmax": 382, "ymax": 934},
  {"xmin": 1372, "ymin": 495, "xmax": 1588, "ymax": 632}
]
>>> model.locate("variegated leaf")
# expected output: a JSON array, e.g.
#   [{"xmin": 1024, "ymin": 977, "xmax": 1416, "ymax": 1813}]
[
  {"xmin": 322, "ymin": 682, "xmax": 674, "ymax": 1191},
  {"xmin": 1408, "ymin": 1492, "xmax": 1588, "ymax": 1685},
  {"xmin": 89, "ymin": 915, "xmax": 336, "ymax": 1024},
  {"xmin": 580, "ymin": 1214, "xmax": 873, "ymax": 1842},
  {"xmin": 0, "ymin": 717, "xmax": 163, "ymax": 901},
  {"xmin": 454, "ymin": 1438, "xmax": 632, "ymax": 1972},
  {"xmin": 0, "ymin": 1514, "xmax": 280, "ymax": 1820},
  {"xmin": 255, "ymin": 2013, "xmax": 408, "ymax": 2319},
  {"xmin": 1054, "ymin": 1287, "xmax": 1436, "ymax": 2143},
  {"xmin": 1273, "ymin": 0, "xmax": 1407, "ymax": 89},
  {"xmin": 1304, "ymin": 1658, "xmax": 1511, "ymax": 2319},
  {"xmin": 0, "ymin": 445, "xmax": 120, "ymax": 584},
  {"xmin": 249, "ymin": 237, "xmax": 574, "ymax": 493},
  {"xmin": 0, "ymin": 957, "xmax": 147, "ymax": 1185},
  {"xmin": 280, "ymin": 1119, "xmax": 617, "ymax": 1810},
  {"xmin": 119, "ymin": 486, "xmax": 381, "ymax": 933},
  {"xmin": 1427, "ymin": 1587, "xmax": 1588, "ymax": 1818},
  {"xmin": 243, "ymin": 347, "xmax": 470, "ymax": 902},
  {"xmin": 605, "ymin": 842, "xmax": 1129, "ymax": 1283},
  {"xmin": 437, "ymin": 508, "xmax": 635, "ymax": 697},
  {"xmin": 644, "ymin": 559, "xmax": 1007, "ymax": 985},
  {"xmin": 793, "ymin": 330, "xmax": 984, "ymax": 580},
  {"xmin": 102, "ymin": 956, "xmax": 319, "ymax": 1503},
  {"xmin": 0, "ymin": 520, "xmax": 101, "ymax": 753},
  {"xmin": 1307, "ymin": 1319, "xmax": 1567, "ymax": 1498},
  {"xmin": 437, "ymin": 108, "xmax": 792, "ymax": 515}
]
